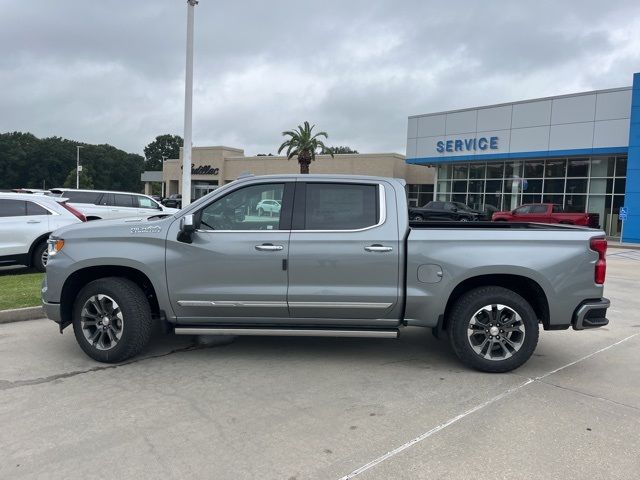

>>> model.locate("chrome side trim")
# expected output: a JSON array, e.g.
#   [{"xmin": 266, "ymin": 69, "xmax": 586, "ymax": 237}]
[
  {"xmin": 177, "ymin": 300, "xmax": 392, "ymax": 309},
  {"xmin": 288, "ymin": 301, "xmax": 393, "ymax": 309},
  {"xmin": 177, "ymin": 300, "xmax": 287, "ymax": 307},
  {"xmin": 174, "ymin": 327, "xmax": 399, "ymax": 338}
]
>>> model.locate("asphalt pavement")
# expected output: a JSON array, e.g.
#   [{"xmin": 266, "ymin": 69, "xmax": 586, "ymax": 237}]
[{"xmin": 1, "ymin": 249, "xmax": 639, "ymax": 479}]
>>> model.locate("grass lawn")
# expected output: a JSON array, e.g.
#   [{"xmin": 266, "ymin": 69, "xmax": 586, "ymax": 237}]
[{"xmin": 0, "ymin": 272, "xmax": 44, "ymax": 310}]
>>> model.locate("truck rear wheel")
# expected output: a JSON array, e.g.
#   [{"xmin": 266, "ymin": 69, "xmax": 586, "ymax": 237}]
[
  {"xmin": 448, "ymin": 286, "xmax": 539, "ymax": 373},
  {"xmin": 72, "ymin": 277, "xmax": 153, "ymax": 363}
]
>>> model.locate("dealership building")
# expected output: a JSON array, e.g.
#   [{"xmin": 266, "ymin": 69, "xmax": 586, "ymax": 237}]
[
  {"xmin": 143, "ymin": 147, "xmax": 435, "ymax": 206},
  {"xmin": 406, "ymin": 72, "xmax": 640, "ymax": 242}
]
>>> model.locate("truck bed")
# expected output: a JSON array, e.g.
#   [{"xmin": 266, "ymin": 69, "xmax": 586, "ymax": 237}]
[{"xmin": 409, "ymin": 220, "xmax": 591, "ymax": 230}]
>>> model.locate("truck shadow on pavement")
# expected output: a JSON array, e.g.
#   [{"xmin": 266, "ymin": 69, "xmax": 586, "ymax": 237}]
[{"xmin": 150, "ymin": 327, "xmax": 464, "ymax": 373}]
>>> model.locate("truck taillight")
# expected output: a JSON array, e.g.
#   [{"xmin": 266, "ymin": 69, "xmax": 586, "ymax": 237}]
[
  {"xmin": 60, "ymin": 202, "xmax": 87, "ymax": 222},
  {"xmin": 590, "ymin": 237, "xmax": 607, "ymax": 285}
]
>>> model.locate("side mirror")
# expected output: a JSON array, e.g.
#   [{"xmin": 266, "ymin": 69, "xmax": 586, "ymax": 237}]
[{"xmin": 178, "ymin": 214, "xmax": 196, "ymax": 243}]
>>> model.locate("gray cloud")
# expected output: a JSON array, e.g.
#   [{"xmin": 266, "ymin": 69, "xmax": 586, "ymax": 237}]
[{"xmin": 1, "ymin": 0, "xmax": 639, "ymax": 156}]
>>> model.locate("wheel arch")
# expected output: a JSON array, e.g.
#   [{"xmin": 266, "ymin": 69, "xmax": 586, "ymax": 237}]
[
  {"xmin": 28, "ymin": 232, "xmax": 52, "ymax": 266},
  {"xmin": 440, "ymin": 274, "xmax": 550, "ymax": 333},
  {"xmin": 59, "ymin": 265, "xmax": 161, "ymax": 330}
]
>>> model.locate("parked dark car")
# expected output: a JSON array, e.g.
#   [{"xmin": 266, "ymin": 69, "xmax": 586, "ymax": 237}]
[
  {"xmin": 162, "ymin": 194, "xmax": 182, "ymax": 209},
  {"xmin": 409, "ymin": 201, "xmax": 483, "ymax": 222}
]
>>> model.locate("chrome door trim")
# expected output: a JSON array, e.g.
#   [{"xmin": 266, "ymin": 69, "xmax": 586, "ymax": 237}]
[
  {"xmin": 194, "ymin": 183, "xmax": 387, "ymax": 234},
  {"xmin": 177, "ymin": 300, "xmax": 288, "ymax": 307},
  {"xmin": 288, "ymin": 301, "xmax": 393, "ymax": 309},
  {"xmin": 290, "ymin": 183, "xmax": 387, "ymax": 233},
  {"xmin": 177, "ymin": 300, "xmax": 392, "ymax": 309}
]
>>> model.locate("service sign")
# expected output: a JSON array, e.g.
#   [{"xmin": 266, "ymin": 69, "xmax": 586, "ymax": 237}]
[{"xmin": 436, "ymin": 136, "xmax": 499, "ymax": 153}]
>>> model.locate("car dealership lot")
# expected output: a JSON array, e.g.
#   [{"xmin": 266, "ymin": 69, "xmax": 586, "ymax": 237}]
[{"xmin": 1, "ymin": 249, "xmax": 639, "ymax": 479}]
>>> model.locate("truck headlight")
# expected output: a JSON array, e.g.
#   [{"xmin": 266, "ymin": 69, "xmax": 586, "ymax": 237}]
[{"xmin": 47, "ymin": 238, "xmax": 65, "ymax": 257}]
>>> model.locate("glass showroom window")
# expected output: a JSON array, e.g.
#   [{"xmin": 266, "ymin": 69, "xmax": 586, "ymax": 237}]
[
  {"xmin": 406, "ymin": 184, "xmax": 434, "ymax": 207},
  {"xmin": 435, "ymin": 155, "xmax": 627, "ymax": 233}
]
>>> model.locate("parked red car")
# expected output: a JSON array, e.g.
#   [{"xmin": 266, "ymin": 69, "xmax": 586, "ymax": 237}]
[{"xmin": 492, "ymin": 203, "xmax": 600, "ymax": 228}]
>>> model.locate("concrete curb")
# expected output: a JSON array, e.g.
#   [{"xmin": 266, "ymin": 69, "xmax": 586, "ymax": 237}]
[
  {"xmin": 609, "ymin": 244, "xmax": 640, "ymax": 251},
  {"xmin": 0, "ymin": 306, "xmax": 44, "ymax": 324}
]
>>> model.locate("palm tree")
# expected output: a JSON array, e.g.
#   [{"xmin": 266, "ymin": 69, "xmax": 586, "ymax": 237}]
[{"xmin": 277, "ymin": 121, "xmax": 334, "ymax": 174}]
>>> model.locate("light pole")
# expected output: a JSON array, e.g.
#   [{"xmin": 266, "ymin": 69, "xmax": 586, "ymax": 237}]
[
  {"xmin": 76, "ymin": 145, "xmax": 83, "ymax": 189},
  {"xmin": 182, "ymin": 0, "xmax": 198, "ymax": 207}
]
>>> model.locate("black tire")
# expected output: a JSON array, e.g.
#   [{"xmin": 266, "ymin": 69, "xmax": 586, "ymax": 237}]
[
  {"xmin": 448, "ymin": 286, "xmax": 539, "ymax": 373},
  {"xmin": 32, "ymin": 241, "xmax": 48, "ymax": 272},
  {"xmin": 72, "ymin": 277, "xmax": 153, "ymax": 363}
]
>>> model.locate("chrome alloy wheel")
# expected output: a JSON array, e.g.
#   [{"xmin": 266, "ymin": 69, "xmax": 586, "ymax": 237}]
[
  {"xmin": 41, "ymin": 249, "xmax": 48, "ymax": 267},
  {"xmin": 466, "ymin": 304, "xmax": 526, "ymax": 361},
  {"xmin": 80, "ymin": 294, "xmax": 124, "ymax": 351}
]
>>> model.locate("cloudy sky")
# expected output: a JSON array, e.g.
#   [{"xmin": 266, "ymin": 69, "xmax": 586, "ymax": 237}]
[{"xmin": 1, "ymin": 0, "xmax": 639, "ymax": 156}]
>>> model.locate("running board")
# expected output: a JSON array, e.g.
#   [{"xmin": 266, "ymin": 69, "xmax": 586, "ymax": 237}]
[{"xmin": 174, "ymin": 327, "xmax": 399, "ymax": 339}]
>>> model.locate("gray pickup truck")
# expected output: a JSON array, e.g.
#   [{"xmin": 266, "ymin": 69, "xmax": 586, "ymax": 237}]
[{"xmin": 42, "ymin": 174, "xmax": 610, "ymax": 372}]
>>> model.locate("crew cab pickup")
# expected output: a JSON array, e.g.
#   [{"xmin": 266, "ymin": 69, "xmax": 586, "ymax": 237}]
[
  {"xmin": 492, "ymin": 203, "xmax": 600, "ymax": 228},
  {"xmin": 42, "ymin": 175, "xmax": 610, "ymax": 373}
]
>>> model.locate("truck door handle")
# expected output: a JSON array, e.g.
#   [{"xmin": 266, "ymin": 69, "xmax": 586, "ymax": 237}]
[
  {"xmin": 364, "ymin": 244, "xmax": 393, "ymax": 252},
  {"xmin": 26, "ymin": 220, "xmax": 41, "ymax": 224},
  {"xmin": 255, "ymin": 243, "xmax": 284, "ymax": 251}
]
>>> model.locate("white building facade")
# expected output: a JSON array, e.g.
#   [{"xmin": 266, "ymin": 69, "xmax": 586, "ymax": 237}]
[{"xmin": 406, "ymin": 74, "xmax": 640, "ymax": 242}]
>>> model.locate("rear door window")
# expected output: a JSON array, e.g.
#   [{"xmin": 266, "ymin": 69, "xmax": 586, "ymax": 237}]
[
  {"xmin": 529, "ymin": 205, "xmax": 547, "ymax": 214},
  {"xmin": 26, "ymin": 201, "xmax": 50, "ymax": 215},
  {"xmin": 64, "ymin": 191, "xmax": 101, "ymax": 204},
  {"xmin": 113, "ymin": 194, "xmax": 134, "ymax": 208},
  {"xmin": 0, "ymin": 199, "xmax": 27, "ymax": 217},
  {"xmin": 303, "ymin": 183, "xmax": 379, "ymax": 230}
]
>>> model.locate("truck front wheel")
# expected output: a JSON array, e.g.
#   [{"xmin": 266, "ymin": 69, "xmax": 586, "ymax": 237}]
[
  {"xmin": 72, "ymin": 277, "xmax": 153, "ymax": 363},
  {"xmin": 448, "ymin": 286, "xmax": 539, "ymax": 373}
]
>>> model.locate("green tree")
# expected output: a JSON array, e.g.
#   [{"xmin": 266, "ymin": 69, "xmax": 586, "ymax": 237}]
[
  {"xmin": 0, "ymin": 132, "xmax": 145, "ymax": 192},
  {"xmin": 143, "ymin": 134, "xmax": 183, "ymax": 171},
  {"xmin": 63, "ymin": 165, "xmax": 95, "ymax": 189},
  {"xmin": 277, "ymin": 122, "xmax": 333, "ymax": 174},
  {"xmin": 328, "ymin": 146, "xmax": 359, "ymax": 154}
]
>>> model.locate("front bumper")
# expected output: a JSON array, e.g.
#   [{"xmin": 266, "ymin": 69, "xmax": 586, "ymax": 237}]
[
  {"xmin": 42, "ymin": 300, "xmax": 62, "ymax": 324},
  {"xmin": 572, "ymin": 298, "xmax": 610, "ymax": 330}
]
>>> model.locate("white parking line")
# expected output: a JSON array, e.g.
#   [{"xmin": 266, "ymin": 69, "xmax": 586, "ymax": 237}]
[{"xmin": 337, "ymin": 332, "xmax": 640, "ymax": 480}]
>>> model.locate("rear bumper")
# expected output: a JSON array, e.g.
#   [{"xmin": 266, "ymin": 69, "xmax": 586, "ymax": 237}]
[
  {"xmin": 572, "ymin": 298, "xmax": 610, "ymax": 330},
  {"xmin": 42, "ymin": 300, "xmax": 62, "ymax": 324}
]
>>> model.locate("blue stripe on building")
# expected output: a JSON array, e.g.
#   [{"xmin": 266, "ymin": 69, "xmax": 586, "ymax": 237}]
[
  {"xmin": 622, "ymin": 72, "xmax": 640, "ymax": 243},
  {"xmin": 407, "ymin": 147, "xmax": 629, "ymax": 165}
]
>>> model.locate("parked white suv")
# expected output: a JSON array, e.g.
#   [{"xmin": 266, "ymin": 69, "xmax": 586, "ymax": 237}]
[
  {"xmin": 256, "ymin": 199, "xmax": 281, "ymax": 216},
  {"xmin": 49, "ymin": 189, "xmax": 179, "ymax": 221},
  {"xmin": 0, "ymin": 193, "xmax": 86, "ymax": 271}
]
